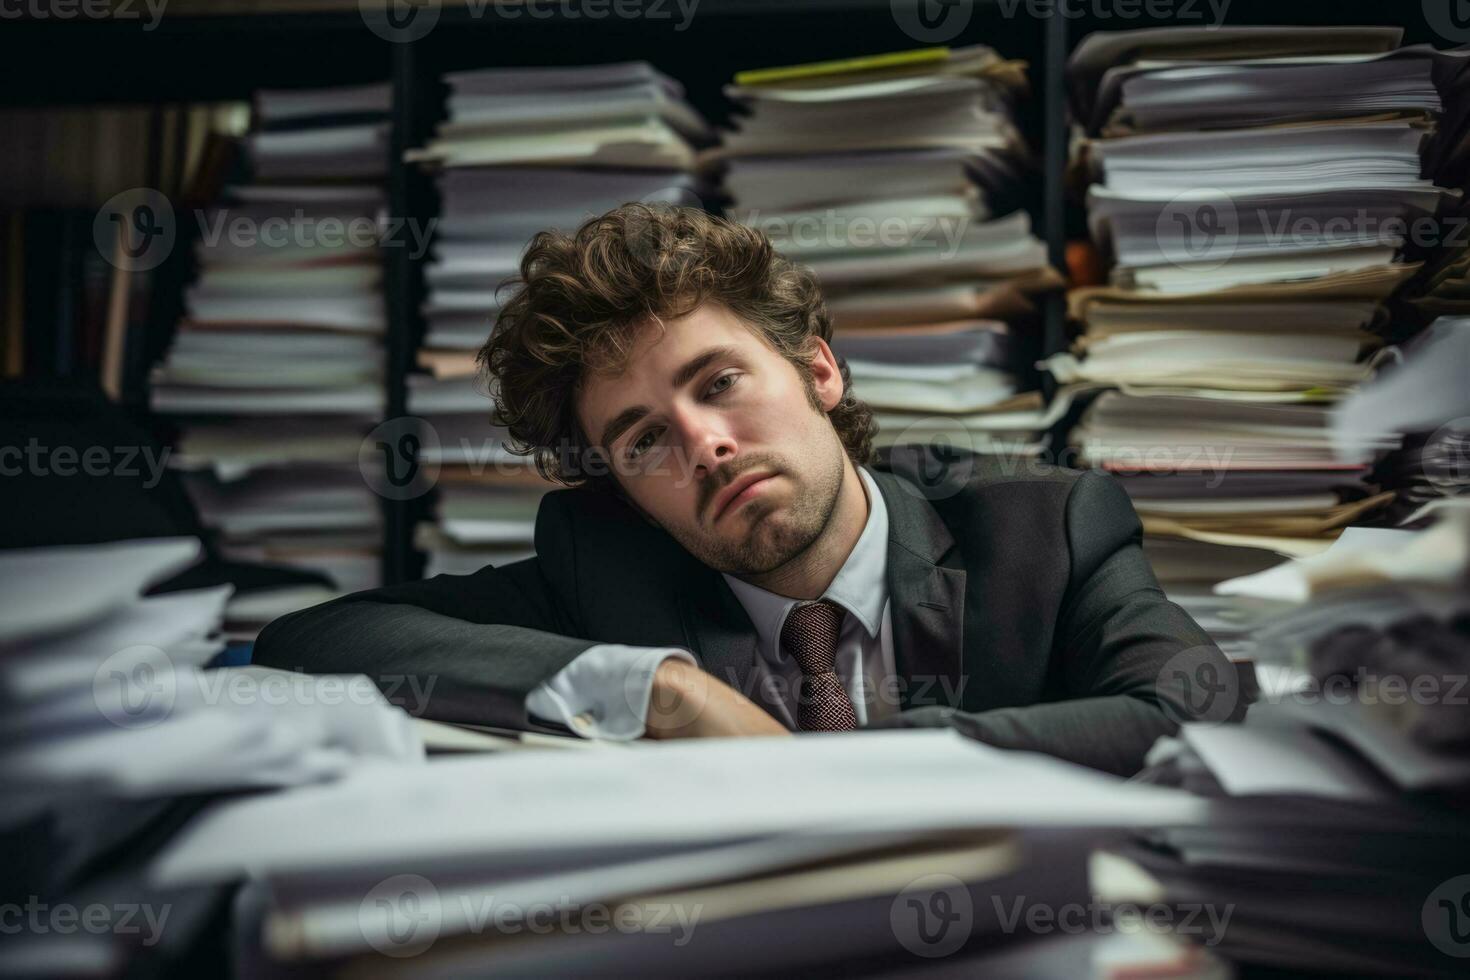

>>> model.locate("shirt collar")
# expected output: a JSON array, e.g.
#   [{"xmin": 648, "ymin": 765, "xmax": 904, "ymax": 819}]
[{"xmin": 722, "ymin": 466, "xmax": 889, "ymax": 665}]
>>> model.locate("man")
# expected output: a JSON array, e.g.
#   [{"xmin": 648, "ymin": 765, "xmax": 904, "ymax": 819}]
[{"xmin": 254, "ymin": 204, "xmax": 1240, "ymax": 775}]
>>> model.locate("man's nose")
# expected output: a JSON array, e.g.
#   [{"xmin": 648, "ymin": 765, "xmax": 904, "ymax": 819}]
[{"xmin": 675, "ymin": 408, "xmax": 737, "ymax": 478}]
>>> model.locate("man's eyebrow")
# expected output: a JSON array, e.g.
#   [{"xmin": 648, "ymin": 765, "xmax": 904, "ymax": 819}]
[{"xmin": 597, "ymin": 346, "xmax": 740, "ymax": 450}]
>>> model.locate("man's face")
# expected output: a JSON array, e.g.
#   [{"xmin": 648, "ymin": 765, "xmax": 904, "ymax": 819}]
[{"xmin": 576, "ymin": 303, "xmax": 850, "ymax": 576}]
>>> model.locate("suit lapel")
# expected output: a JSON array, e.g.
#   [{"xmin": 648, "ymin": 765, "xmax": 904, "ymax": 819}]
[
  {"xmin": 871, "ymin": 470, "xmax": 967, "ymax": 711},
  {"xmin": 678, "ymin": 569, "xmax": 784, "ymax": 719},
  {"xmin": 677, "ymin": 469, "xmax": 967, "ymax": 719}
]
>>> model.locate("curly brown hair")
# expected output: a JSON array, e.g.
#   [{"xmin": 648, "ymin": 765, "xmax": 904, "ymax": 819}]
[{"xmin": 477, "ymin": 203, "xmax": 877, "ymax": 487}]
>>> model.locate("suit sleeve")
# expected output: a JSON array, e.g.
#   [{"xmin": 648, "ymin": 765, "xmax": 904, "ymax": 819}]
[
  {"xmin": 883, "ymin": 470, "xmax": 1249, "ymax": 776},
  {"xmin": 252, "ymin": 492, "xmax": 600, "ymax": 730}
]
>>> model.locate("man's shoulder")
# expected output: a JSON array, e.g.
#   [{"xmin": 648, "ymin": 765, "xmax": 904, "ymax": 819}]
[
  {"xmin": 873, "ymin": 445, "xmax": 1138, "ymax": 559},
  {"xmin": 874, "ymin": 444, "xmax": 1092, "ymax": 505}
]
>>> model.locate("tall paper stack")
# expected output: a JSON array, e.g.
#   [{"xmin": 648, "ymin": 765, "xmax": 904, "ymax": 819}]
[
  {"xmin": 407, "ymin": 62, "xmax": 717, "ymax": 576},
  {"xmin": 1050, "ymin": 27, "xmax": 1467, "ymax": 660},
  {"xmin": 719, "ymin": 47, "xmax": 1063, "ymax": 458},
  {"xmin": 152, "ymin": 83, "xmax": 392, "ymax": 610}
]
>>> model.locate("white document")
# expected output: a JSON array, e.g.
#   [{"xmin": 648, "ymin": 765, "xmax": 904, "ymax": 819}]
[
  {"xmin": 149, "ymin": 730, "xmax": 1204, "ymax": 887},
  {"xmin": 0, "ymin": 538, "xmax": 202, "ymax": 645},
  {"xmin": 3, "ymin": 585, "xmax": 233, "ymax": 699},
  {"xmin": 1215, "ymin": 523, "xmax": 1467, "ymax": 601}
]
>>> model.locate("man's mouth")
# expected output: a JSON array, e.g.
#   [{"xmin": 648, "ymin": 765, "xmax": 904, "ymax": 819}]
[{"xmin": 710, "ymin": 471, "xmax": 777, "ymax": 523}]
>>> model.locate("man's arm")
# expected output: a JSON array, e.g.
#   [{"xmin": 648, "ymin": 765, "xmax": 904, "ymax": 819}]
[
  {"xmin": 253, "ymin": 486, "xmax": 788, "ymax": 737},
  {"xmin": 251, "ymin": 557, "xmax": 601, "ymax": 729},
  {"xmin": 878, "ymin": 470, "xmax": 1247, "ymax": 775}
]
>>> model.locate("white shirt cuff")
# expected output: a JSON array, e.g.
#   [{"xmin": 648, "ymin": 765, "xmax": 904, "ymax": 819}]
[{"xmin": 525, "ymin": 644, "xmax": 696, "ymax": 741}]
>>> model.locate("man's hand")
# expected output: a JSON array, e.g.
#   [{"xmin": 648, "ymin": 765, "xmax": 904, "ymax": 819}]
[{"xmin": 644, "ymin": 658, "xmax": 791, "ymax": 739}]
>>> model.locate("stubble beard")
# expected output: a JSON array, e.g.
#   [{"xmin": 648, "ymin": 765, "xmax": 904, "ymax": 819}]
[{"xmin": 680, "ymin": 437, "xmax": 845, "ymax": 577}]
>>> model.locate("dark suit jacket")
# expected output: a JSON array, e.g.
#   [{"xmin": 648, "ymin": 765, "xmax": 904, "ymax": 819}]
[{"xmin": 253, "ymin": 447, "xmax": 1243, "ymax": 775}]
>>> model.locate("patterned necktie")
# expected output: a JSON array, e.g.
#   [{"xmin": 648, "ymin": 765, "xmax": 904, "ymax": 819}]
[{"xmin": 780, "ymin": 599, "xmax": 857, "ymax": 732}]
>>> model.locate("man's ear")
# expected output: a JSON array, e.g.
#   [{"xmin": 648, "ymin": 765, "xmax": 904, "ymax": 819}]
[{"xmin": 806, "ymin": 338, "xmax": 844, "ymax": 412}]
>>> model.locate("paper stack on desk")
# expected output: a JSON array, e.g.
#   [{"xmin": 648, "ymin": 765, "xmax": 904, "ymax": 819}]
[
  {"xmin": 719, "ymin": 46, "xmax": 1061, "ymax": 457},
  {"xmin": 147, "ymin": 729, "xmax": 1204, "ymax": 975},
  {"xmin": 1048, "ymin": 27, "xmax": 1470, "ymax": 661},
  {"xmin": 1122, "ymin": 503, "xmax": 1470, "ymax": 975},
  {"xmin": 0, "ymin": 538, "xmax": 422, "ymax": 827},
  {"xmin": 151, "ymin": 81, "xmax": 395, "ymax": 605},
  {"xmin": 0, "ymin": 538, "xmax": 426, "ymax": 979}
]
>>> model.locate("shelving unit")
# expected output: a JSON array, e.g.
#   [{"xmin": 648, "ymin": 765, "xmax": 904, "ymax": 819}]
[{"xmin": 1, "ymin": 0, "xmax": 1446, "ymax": 584}]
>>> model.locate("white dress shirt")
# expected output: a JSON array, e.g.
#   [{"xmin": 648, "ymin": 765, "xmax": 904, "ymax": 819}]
[{"xmin": 526, "ymin": 467, "xmax": 896, "ymax": 738}]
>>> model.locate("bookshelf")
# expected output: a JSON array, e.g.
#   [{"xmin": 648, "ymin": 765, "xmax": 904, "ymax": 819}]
[{"xmin": 0, "ymin": 0, "xmax": 1445, "ymax": 585}]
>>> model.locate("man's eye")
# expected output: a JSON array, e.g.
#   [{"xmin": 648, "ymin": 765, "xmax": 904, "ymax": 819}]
[
  {"xmin": 629, "ymin": 429, "xmax": 659, "ymax": 458},
  {"xmin": 708, "ymin": 373, "xmax": 739, "ymax": 396}
]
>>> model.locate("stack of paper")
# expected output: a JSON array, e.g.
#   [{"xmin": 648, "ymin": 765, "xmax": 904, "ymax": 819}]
[
  {"xmin": 408, "ymin": 62, "xmax": 712, "ymax": 352},
  {"xmin": 719, "ymin": 47, "xmax": 1061, "ymax": 455},
  {"xmin": 403, "ymin": 375, "xmax": 556, "ymax": 578},
  {"xmin": 0, "ymin": 538, "xmax": 422, "ymax": 830},
  {"xmin": 178, "ymin": 466, "xmax": 383, "ymax": 596},
  {"xmin": 1047, "ymin": 27, "xmax": 1470, "ymax": 656},
  {"xmin": 151, "ymin": 83, "xmax": 393, "ymax": 604},
  {"xmin": 248, "ymin": 83, "xmax": 390, "ymax": 181},
  {"xmin": 1123, "ymin": 510, "xmax": 1470, "ymax": 975},
  {"xmin": 404, "ymin": 63, "xmax": 714, "ymax": 575},
  {"xmin": 147, "ymin": 730, "xmax": 1204, "ymax": 974}
]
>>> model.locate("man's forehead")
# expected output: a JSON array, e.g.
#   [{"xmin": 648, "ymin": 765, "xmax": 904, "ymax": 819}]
[
  {"xmin": 582, "ymin": 309, "xmax": 751, "ymax": 391},
  {"xmin": 576, "ymin": 308, "xmax": 762, "ymax": 442}
]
